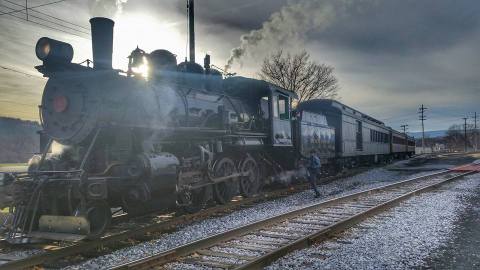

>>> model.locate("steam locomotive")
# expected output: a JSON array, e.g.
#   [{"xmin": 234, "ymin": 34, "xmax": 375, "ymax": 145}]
[{"xmin": 0, "ymin": 14, "xmax": 414, "ymax": 242}]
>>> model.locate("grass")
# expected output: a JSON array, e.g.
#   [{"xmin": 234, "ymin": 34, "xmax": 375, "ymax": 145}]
[{"xmin": 0, "ymin": 163, "xmax": 27, "ymax": 168}]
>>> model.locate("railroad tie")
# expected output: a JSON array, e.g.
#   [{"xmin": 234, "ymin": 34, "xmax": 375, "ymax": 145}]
[
  {"xmin": 255, "ymin": 231, "xmax": 299, "ymax": 241},
  {"xmin": 196, "ymin": 249, "xmax": 256, "ymax": 261},
  {"xmin": 181, "ymin": 257, "xmax": 236, "ymax": 269},
  {"xmin": 290, "ymin": 219, "xmax": 331, "ymax": 227},
  {"xmin": 240, "ymin": 237, "xmax": 287, "ymax": 246},
  {"xmin": 218, "ymin": 242, "xmax": 274, "ymax": 252}
]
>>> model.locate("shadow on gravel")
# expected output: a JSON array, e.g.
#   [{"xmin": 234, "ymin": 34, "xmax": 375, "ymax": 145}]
[{"xmin": 425, "ymin": 183, "xmax": 480, "ymax": 269}]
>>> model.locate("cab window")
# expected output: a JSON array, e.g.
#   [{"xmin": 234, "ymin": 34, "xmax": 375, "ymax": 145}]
[
  {"xmin": 272, "ymin": 95, "xmax": 279, "ymax": 118},
  {"xmin": 260, "ymin": 96, "xmax": 269, "ymax": 119}
]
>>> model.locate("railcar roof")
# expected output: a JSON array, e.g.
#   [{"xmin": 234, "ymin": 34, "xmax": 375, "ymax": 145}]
[
  {"xmin": 297, "ymin": 99, "xmax": 415, "ymax": 138},
  {"xmin": 297, "ymin": 99, "xmax": 385, "ymax": 126},
  {"xmin": 223, "ymin": 76, "xmax": 298, "ymax": 99}
]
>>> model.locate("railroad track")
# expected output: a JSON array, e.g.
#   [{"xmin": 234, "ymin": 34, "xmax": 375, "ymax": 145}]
[
  {"xmin": 108, "ymin": 169, "xmax": 476, "ymax": 270},
  {"xmin": 0, "ymin": 167, "xmax": 373, "ymax": 270}
]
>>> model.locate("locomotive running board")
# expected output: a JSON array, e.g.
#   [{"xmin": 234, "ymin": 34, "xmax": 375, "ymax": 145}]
[{"xmin": 31, "ymin": 215, "xmax": 90, "ymax": 241}]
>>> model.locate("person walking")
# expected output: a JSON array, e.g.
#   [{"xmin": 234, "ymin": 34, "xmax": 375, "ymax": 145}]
[{"xmin": 306, "ymin": 150, "xmax": 321, "ymax": 198}]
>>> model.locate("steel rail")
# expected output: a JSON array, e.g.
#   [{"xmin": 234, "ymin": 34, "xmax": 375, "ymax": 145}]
[
  {"xmin": 107, "ymin": 170, "xmax": 475, "ymax": 270},
  {"xmin": 238, "ymin": 171, "xmax": 475, "ymax": 269},
  {"xmin": 0, "ymin": 168, "xmax": 369, "ymax": 270}
]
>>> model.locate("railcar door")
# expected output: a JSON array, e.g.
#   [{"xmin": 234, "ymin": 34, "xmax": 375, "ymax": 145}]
[{"xmin": 271, "ymin": 93, "xmax": 292, "ymax": 146}]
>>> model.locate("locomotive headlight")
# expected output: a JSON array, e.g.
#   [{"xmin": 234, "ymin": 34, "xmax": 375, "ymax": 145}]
[
  {"xmin": 36, "ymin": 39, "xmax": 51, "ymax": 60},
  {"xmin": 35, "ymin": 37, "xmax": 74, "ymax": 63}
]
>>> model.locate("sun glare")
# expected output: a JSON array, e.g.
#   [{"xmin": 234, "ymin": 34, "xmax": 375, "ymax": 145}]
[
  {"xmin": 131, "ymin": 56, "xmax": 149, "ymax": 78},
  {"xmin": 112, "ymin": 13, "xmax": 185, "ymax": 72}
]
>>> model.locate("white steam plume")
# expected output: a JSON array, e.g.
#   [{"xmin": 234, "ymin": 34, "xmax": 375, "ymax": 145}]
[
  {"xmin": 225, "ymin": 0, "xmax": 356, "ymax": 71},
  {"xmin": 90, "ymin": 0, "xmax": 129, "ymax": 18}
]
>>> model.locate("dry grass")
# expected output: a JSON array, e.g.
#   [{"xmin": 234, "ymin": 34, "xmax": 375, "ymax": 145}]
[{"xmin": 0, "ymin": 163, "xmax": 27, "ymax": 168}]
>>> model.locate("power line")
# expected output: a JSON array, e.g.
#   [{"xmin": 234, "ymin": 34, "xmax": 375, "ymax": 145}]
[
  {"xmin": 0, "ymin": 3, "xmax": 89, "ymax": 36},
  {"xmin": 0, "ymin": 10, "xmax": 90, "ymax": 39},
  {"xmin": 380, "ymin": 112, "xmax": 418, "ymax": 121},
  {"xmin": 2, "ymin": 0, "xmax": 89, "ymax": 31},
  {"xmin": 0, "ymin": 0, "xmax": 68, "ymax": 16},
  {"xmin": 0, "ymin": 2, "xmax": 90, "ymax": 39},
  {"xmin": 0, "ymin": 65, "xmax": 44, "ymax": 78}
]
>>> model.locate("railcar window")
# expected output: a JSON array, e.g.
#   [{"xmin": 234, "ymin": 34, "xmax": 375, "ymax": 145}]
[
  {"xmin": 370, "ymin": 130, "xmax": 389, "ymax": 143},
  {"xmin": 278, "ymin": 95, "xmax": 289, "ymax": 120},
  {"xmin": 356, "ymin": 121, "xmax": 363, "ymax": 150}
]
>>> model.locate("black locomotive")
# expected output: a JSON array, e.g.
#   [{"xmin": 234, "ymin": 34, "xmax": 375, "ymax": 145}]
[{"xmin": 0, "ymin": 12, "xmax": 414, "ymax": 242}]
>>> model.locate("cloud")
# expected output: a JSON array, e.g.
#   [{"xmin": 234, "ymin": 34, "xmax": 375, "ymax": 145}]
[
  {"xmin": 219, "ymin": 0, "xmax": 479, "ymax": 131},
  {"xmin": 173, "ymin": 0, "xmax": 288, "ymax": 31},
  {"xmin": 0, "ymin": 0, "xmax": 478, "ymax": 132},
  {"xmin": 315, "ymin": 0, "xmax": 480, "ymax": 54}
]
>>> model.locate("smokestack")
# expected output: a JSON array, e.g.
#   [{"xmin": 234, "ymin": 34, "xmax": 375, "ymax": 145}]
[
  {"xmin": 89, "ymin": 17, "xmax": 114, "ymax": 69},
  {"xmin": 188, "ymin": 0, "xmax": 195, "ymax": 63}
]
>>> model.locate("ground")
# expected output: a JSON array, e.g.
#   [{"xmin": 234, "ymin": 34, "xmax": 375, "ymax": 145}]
[
  {"xmin": 268, "ymin": 174, "xmax": 480, "ymax": 270},
  {"xmin": 426, "ymin": 178, "xmax": 480, "ymax": 269},
  {"xmin": 0, "ymin": 163, "xmax": 27, "ymax": 172},
  {"xmin": 2, "ymin": 153, "xmax": 479, "ymax": 269},
  {"xmin": 267, "ymin": 153, "xmax": 480, "ymax": 269}
]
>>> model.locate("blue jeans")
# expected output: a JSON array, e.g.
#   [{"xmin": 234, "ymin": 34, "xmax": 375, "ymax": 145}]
[{"xmin": 308, "ymin": 168, "xmax": 320, "ymax": 196}]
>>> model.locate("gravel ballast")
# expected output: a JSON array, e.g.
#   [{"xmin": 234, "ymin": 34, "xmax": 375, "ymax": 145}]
[
  {"xmin": 267, "ymin": 173, "xmax": 480, "ymax": 270},
  {"xmin": 65, "ymin": 167, "xmax": 434, "ymax": 269}
]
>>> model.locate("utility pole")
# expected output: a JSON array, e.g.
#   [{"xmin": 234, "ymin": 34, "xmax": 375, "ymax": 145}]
[
  {"xmin": 401, "ymin": 124, "xmax": 409, "ymax": 152},
  {"xmin": 25, "ymin": 0, "xmax": 28, "ymax": 21},
  {"xmin": 187, "ymin": 0, "xmax": 195, "ymax": 63},
  {"xmin": 418, "ymin": 105, "xmax": 427, "ymax": 154},
  {"xmin": 463, "ymin": 117, "xmax": 468, "ymax": 152},
  {"xmin": 474, "ymin": 112, "xmax": 478, "ymax": 151}
]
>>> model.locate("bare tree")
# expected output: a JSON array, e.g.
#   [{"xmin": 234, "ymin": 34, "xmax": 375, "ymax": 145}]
[
  {"xmin": 445, "ymin": 124, "xmax": 475, "ymax": 151},
  {"xmin": 260, "ymin": 50, "xmax": 338, "ymax": 104}
]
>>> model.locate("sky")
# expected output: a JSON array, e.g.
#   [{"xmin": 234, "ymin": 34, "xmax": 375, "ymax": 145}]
[{"xmin": 0, "ymin": 0, "xmax": 478, "ymax": 133}]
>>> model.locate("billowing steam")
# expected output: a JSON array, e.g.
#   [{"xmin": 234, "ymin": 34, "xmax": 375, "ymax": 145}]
[
  {"xmin": 90, "ymin": 0, "xmax": 129, "ymax": 18},
  {"xmin": 225, "ymin": 0, "xmax": 354, "ymax": 71}
]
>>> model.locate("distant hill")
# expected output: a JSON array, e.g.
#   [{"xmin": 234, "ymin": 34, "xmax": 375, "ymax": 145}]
[
  {"xmin": 0, "ymin": 117, "xmax": 41, "ymax": 163},
  {"xmin": 409, "ymin": 130, "xmax": 447, "ymax": 139}
]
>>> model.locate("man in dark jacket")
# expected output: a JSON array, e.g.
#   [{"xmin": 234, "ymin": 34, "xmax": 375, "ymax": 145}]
[{"xmin": 306, "ymin": 150, "xmax": 321, "ymax": 198}]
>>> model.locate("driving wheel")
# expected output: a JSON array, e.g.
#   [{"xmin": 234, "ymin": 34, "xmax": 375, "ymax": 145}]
[
  {"xmin": 84, "ymin": 200, "xmax": 111, "ymax": 239},
  {"xmin": 212, "ymin": 157, "xmax": 237, "ymax": 204},
  {"xmin": 239, "ymin": 155, "xmax": 261, "ymax": 197}
]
